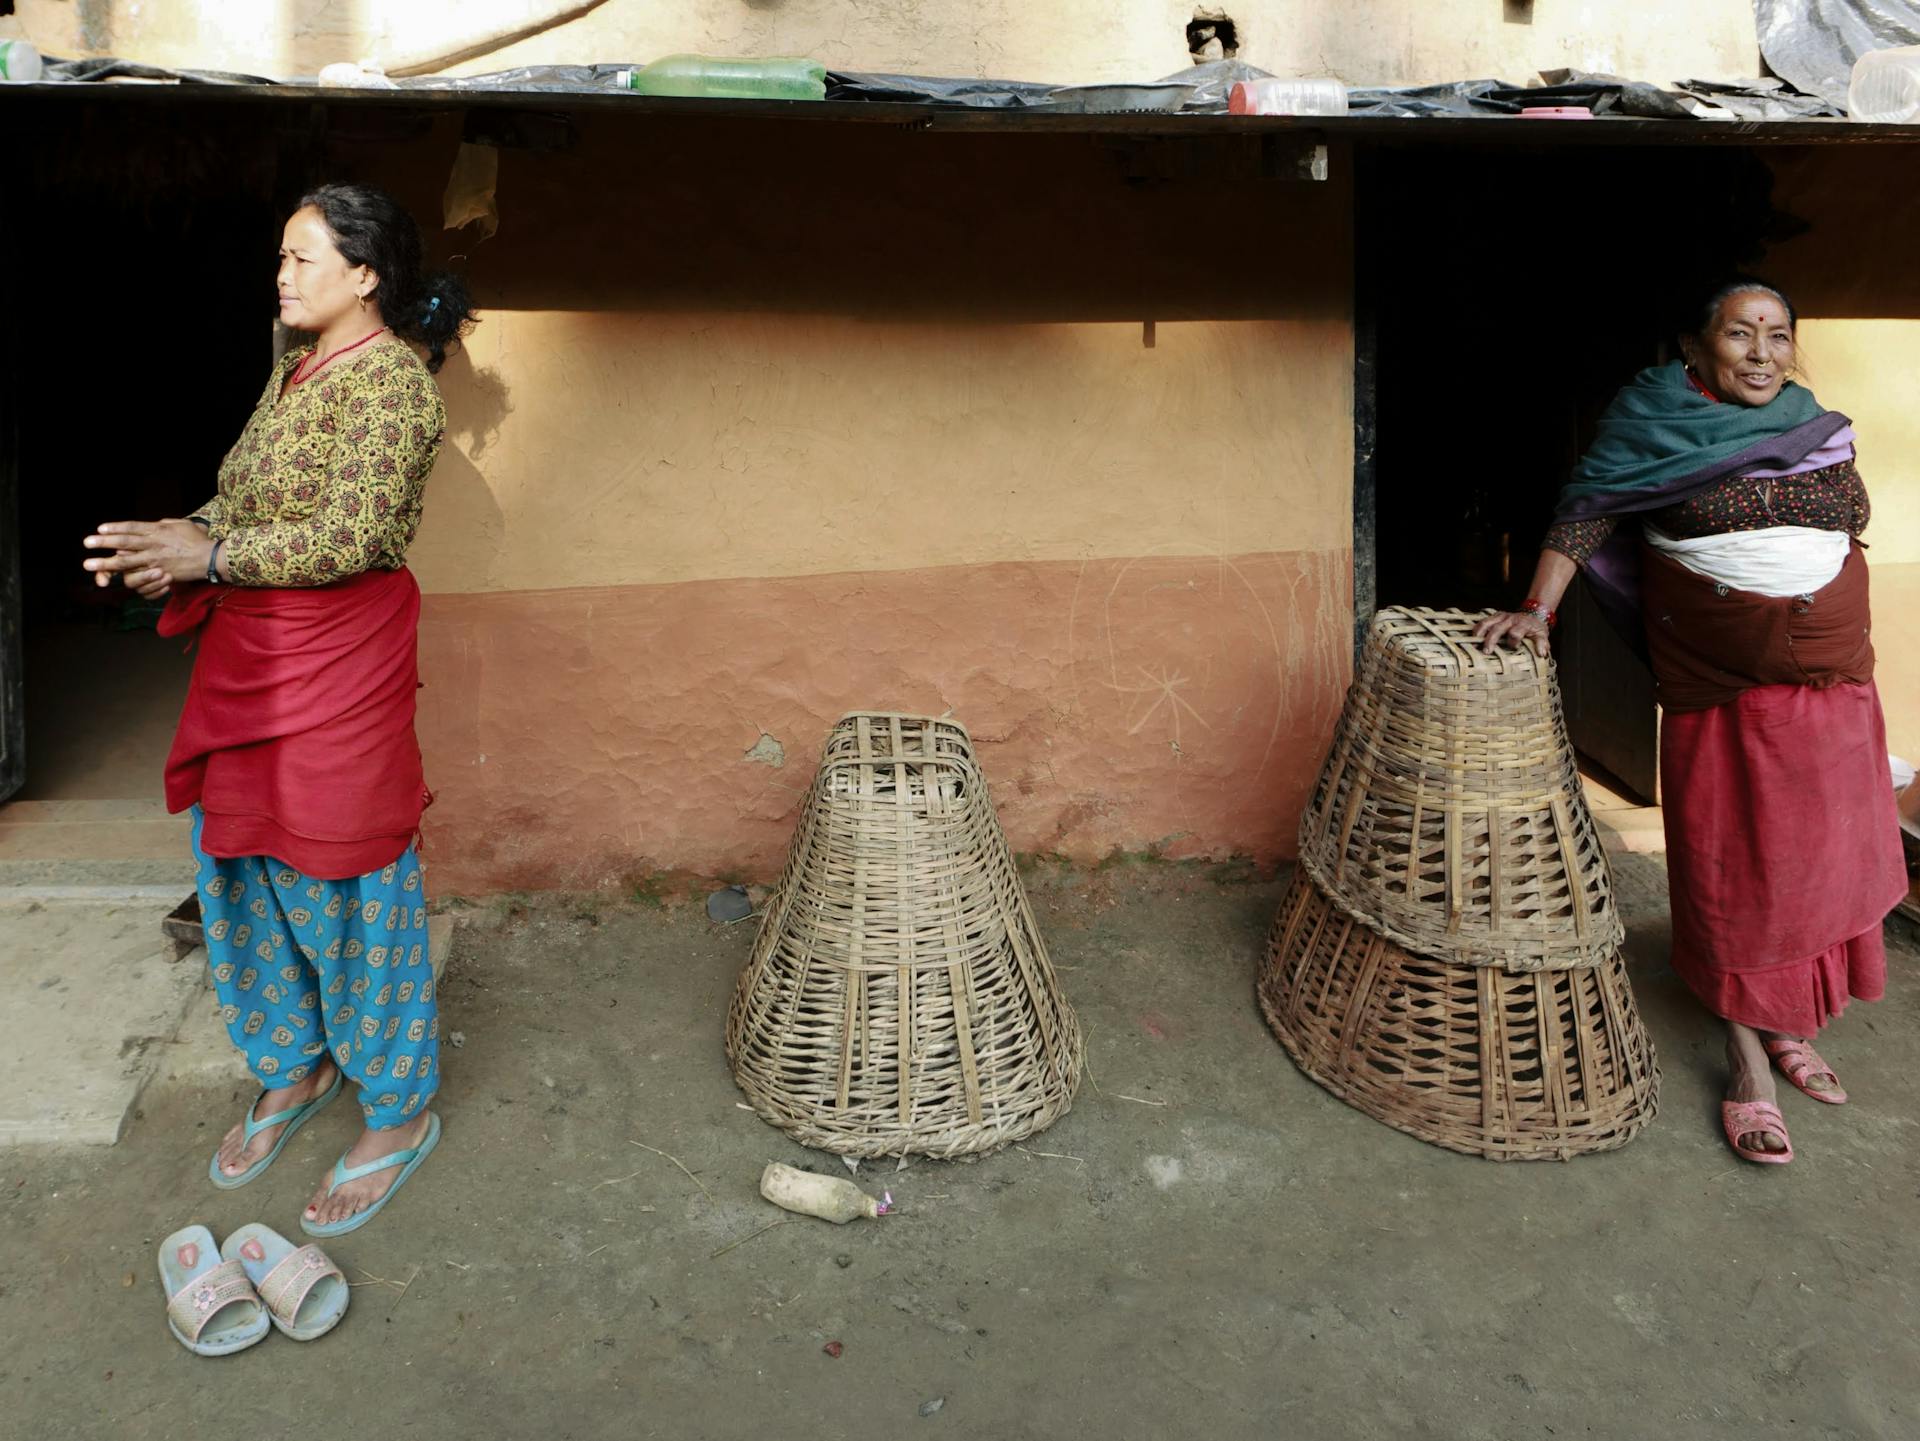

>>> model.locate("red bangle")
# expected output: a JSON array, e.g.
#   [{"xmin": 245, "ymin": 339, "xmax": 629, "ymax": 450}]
[{"xmin": 1522, "ymin": 597, "xmax": 1556, "ymax": 627}]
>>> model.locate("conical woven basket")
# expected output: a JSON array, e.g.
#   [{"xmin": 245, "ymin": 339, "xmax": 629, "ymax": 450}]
[
  {"xmin": 1297, "ymin": 607, "xmax": 1622, "ymax": 971},
  {"xmin": 726, "ymin": 713, "xmax": 1083, "ymax": 1159},
  {"xmin": 1258, "ymin": 868, "xmax": 1658, "ymax": 1160}
]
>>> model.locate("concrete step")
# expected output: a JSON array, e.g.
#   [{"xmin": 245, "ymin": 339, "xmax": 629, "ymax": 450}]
[
  {"xmin": 0, "ymin": 897, "xmax": 208, "ymax": 1147},
  {"xmin": 1593, "ymin": 807, "xmax": 1666, "ymax": 855},
  {"xmin": 0, "ymin": 800, "xmax": 197, "ymax": 892},
  {"xmin": 1581, "ymin": 775, "xmax": 1665, "ymax": 856}
]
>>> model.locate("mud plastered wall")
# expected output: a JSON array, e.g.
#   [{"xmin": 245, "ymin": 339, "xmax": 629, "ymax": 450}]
[{"xmin": 328, "ymin": 116, "xmax": 1355, "ymax": 892}]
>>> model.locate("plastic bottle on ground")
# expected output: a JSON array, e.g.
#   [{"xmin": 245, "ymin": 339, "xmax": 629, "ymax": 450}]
[
  {"xmin": 1849, "ymin": 45, "xmax": 1920, "ymax": 123},
  {"xmin": 620, "ymin": 55, "xmax": 826, "ymax": 102},
  {"xmin": 759, "ymin": 1162, "xmax": 885, "ymax": 1223},
  {"xmin": 0, "ymin": 39, "xmax": 43, "ymax": 83}
]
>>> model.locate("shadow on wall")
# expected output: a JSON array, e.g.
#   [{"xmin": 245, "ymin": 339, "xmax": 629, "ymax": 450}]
[
  {"xmin": 441, "ymin": 346, "xmax": 515, "ymax": 459},
  {"xmin": 409, "ymin": 347, "xmax": 510, "ymax": 596}
]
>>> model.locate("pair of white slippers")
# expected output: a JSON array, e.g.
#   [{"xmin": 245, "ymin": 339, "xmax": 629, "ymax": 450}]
[{"xmin": 157, "ymin": 1222, "xmax": 349, "ymax": 1355}]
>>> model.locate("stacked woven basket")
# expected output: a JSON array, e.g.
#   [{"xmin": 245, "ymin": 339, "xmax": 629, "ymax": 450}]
[{"xmin": 1257, "ymin": 607, "xmax": 1660, "ymax": 1160}]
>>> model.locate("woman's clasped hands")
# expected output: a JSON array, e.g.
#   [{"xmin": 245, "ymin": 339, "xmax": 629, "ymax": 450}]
[{"xmin": 81, "ymin": 520, "xmax": 216, "ymax": 600}]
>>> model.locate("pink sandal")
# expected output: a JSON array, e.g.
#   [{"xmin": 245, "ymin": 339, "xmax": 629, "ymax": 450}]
[
  {"xmin": 1762, "ymin": 1037, "xmax": 1849, "ymax": 1105},
  {"xmin": 1721, "ymin": 1100, "xmax": 1793, "ymax": 1164}
]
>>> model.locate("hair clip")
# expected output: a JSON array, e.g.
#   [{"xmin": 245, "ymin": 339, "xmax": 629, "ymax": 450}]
[{"xmin": 424, "ymin": 296, "xmax": 442, "ymax": 322}]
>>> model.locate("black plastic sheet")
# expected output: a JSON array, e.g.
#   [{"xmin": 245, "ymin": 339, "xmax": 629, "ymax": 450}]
[
  {"xmin": 1674, "ymin": 75, "xmax": 1844, "ymax": 119},
  {"xmin": 1519, "ymin": 69, "xmax": 1694, "ymax": 119},
  {"xmin": 1755, "ymin": 0, "xmax": 1920, "ymax": 109},
  {"xmin": 1349, "ymin": 70, "xmax": 1840, "ymax": 121},
  {"xmin": 823, "ymin": 70, "xmax": 1063, "ymax": 107},
  {"xmin": 44, "ymin": 55, "xmax": 273, "ymax": 85},
  {"xmin": 381, "ymin": 63, "xmax": 630, "ymax": 92},
  {"xmin": 1347, "ymin": 79, "xmax": 1520, "ymax": 117},
  {"xmin": 1347, "ymin": 74, "xmax": 1691, "ymax": 119},
  {"xmin": 41, "ymin": 58, "xmax": 655, "ymax": 93},
  {"xmin": 825, "ymin": 62, "xmax": 1279, "ymax": 112}
]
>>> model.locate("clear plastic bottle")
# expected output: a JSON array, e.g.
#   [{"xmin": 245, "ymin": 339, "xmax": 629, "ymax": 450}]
[
  {"xmin": 620, "ymin": 55, "xmax": 826, "ymax": 102},
  {"xmin": 1228, "ymin": 77, "xmax": 1347, "ymax": 116},
  {"xmin": 0, "ymin": 39, "xmax": 43, "ymax": 83},
  {"xmin": 1849, "ymin": 45, "xmax": 1920, "ymax": 123}
]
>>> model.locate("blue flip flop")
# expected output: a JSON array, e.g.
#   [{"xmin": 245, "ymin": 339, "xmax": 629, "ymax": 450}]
[
  {"xmin": 208, "ymin": 1071, "xmax": 344, "ymax": 1190},
  {"xmin": 301, "ymin": 1112, "xmax": 441, "ymax": 1238}
]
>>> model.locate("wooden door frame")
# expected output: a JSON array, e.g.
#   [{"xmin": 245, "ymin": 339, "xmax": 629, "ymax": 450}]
[
  {"xmin": 0, "ymin": 193, "xmax": 23, "ymax": 804},
  {"xmin": 1350, "ymin": 145, "xmax": 1378, "ymax": 661}
]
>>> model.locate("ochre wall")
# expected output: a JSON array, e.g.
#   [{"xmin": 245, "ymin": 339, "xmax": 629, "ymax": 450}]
[
  {"xmin": 1767, "ymin": 150, "xmax": 1920, "ymax": 764},
  {"xmin": 6, "ymin": 0, "xmax": 1759, "ymax": 89},
  {"xmin": 1789, "ymin": 321, "xmax": 1920, "ymax": 763},
  {"xmin": 330, "ymin": 116, "xmax": 1355, "ymax": 893},
  {"xmin": 414, "ymin": 314, "xmax": 1352, "ymax": 593}
]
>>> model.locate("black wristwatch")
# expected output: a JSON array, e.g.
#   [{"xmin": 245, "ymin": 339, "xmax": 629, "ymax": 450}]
[{"xmin": 206, "ymin": 539, "xmax": 224, "ymax": 585}]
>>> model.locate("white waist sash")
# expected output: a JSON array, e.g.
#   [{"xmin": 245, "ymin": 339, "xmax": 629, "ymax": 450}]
[{"xmin": 1644, "ymin": 524, "xmax": 1849, "ymax": 598}]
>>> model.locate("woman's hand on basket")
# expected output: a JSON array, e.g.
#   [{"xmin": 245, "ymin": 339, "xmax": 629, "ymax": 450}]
[
  {"xmin": 81, "ymin": 520, "xmax": 214, "ymax": 601},
  {"xmin": 1473, "ymin": 610, "xmax": 1551, "ymax": 657}
]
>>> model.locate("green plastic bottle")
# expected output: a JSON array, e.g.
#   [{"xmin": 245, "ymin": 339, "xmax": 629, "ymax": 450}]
[
  {"xmin": 0, "ymin": 39, "xmax": 44, "ymax": 83},
  {"xmin": 620, "ymin": 54, "xmax": 826, "ymax": 101}
]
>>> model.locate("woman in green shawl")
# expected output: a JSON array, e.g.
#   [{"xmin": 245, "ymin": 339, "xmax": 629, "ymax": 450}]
[{"xmin": 1477, "ymin": 280, "xmax": 1905, "ymax": 1167}]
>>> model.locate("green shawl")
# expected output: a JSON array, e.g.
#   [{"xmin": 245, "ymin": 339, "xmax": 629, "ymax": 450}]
[{"xmin": 1555, "ymin": 360, "xmax": 1844, "ymax": 520}]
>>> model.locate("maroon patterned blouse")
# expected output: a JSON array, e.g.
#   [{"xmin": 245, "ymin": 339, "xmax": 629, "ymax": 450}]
[{"xmin": 1543, "ymin": 457, "xmax": 1869, "ymax": 567}]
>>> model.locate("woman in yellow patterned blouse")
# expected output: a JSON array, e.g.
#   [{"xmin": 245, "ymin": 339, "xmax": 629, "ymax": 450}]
[{"xmin": 83, "ymin": 185, "xmax": 476, "ymax": 1238}]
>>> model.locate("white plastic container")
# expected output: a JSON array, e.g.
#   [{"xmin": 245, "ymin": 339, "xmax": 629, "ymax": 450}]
[
  {"xmin": 1229, "ymin": 77, "xmax": 1347, "ymax": 117},
  {"xmin": 317, "ymin": 60, "xmax": 398, "ymax": 90},
  {"xmin": 1848, "ymin": 44, "xmax": 1920, "ymax": 123},
  {"xmin": 758, "ymin": 1162, "xmax": 886, "ymax": 1224},
  {"xmin": 0, "ymin": 39, "xmax": 43, "ymax": 83}
]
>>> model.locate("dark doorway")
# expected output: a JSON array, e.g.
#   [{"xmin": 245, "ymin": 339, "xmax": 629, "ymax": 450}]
[
  {"xmin": 3, "ymin": 116, "xmax": 278, "ymax": 804},
  {"xmin": 1357, "ymin": 142, "xmax": 1799, "ymax": 801}
]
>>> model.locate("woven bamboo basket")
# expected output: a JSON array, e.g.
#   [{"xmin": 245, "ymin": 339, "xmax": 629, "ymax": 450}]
[
  {"xmin": 1297, "ymin": 606, "xmax": 1622, "ymax": 972},
  {"xmin": 726, "ymin": 713, "xmax": 1083, "ymax": 1159},
  {"xmin": 1257, "ymin": 867, "xmax": 1658, "ymax": 1160}
]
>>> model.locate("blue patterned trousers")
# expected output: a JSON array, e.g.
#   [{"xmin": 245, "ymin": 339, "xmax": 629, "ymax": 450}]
[{"xmin": 192, "ymin": 808, "xmax": 441, "ymax": 1129}]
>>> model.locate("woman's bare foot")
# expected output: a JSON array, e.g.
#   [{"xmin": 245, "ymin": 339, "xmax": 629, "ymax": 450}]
[
  {"xmin": 304, "ymin": 1112, "xmax": 433, "ymax": 1229},
  {"xmin": 213, "ymin": 1059, "xmax": 339, "ymax": 1179},
  {"xmin": 1725, "ymin": 1021, "xmax": 1786, "ymax": 1156}
]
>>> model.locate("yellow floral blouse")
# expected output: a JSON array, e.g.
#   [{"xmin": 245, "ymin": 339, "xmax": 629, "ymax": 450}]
[{"xmin": 193, "ymin": 336, "xmax": 446, "ymax": 587}]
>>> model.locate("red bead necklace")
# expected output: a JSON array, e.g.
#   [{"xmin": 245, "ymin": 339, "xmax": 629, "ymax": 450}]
[{"xmin": 288, "ymin": 326, "xmax": 389, "ymax": 388}]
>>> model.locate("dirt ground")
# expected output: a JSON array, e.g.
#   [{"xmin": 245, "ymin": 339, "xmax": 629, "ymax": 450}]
[{"xmin": 3, "ymin": 856, "xmax": 1917, "ymax": 1441}]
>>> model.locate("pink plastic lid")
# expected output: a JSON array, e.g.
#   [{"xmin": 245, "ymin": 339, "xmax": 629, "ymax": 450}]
[{"xmin": 1519, "ymin": 106, "xmax": 1595, "ymax": 119}]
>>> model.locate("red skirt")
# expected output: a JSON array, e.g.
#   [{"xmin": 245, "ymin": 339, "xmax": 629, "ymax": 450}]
[
  {"xmin": 1660, "ymin": 681, "xmax": 1906, "ymax": 1036},
  {"xmin": 160, "ymin": 569, "xmax": 427, "ymax": 880}
]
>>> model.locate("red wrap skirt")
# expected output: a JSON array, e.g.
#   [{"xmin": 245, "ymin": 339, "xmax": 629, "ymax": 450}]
[
  {"xmin": 1660, "ymin": 680, "xmax": 1906, "ymax": 1036},
  {"xmin": 160, "ymin": 568, "xmax": 428, "ymax": 880}
]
